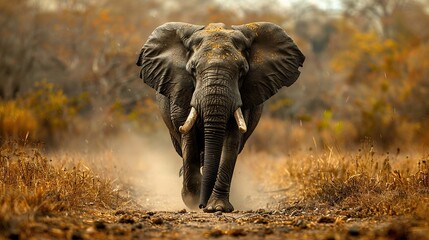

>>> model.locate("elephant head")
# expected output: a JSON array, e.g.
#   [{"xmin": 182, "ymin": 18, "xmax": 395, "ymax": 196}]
[{"xmin": 137, "ymin": 22, "xmax": 304, "ymax": 209}]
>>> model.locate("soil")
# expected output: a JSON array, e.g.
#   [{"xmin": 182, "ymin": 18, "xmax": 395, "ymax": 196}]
[
  {"xmin": 4, "ymin": 209, "xmax": 429, "ymax": 240},
  {"xmin": 3, "ymin": 194, "xmax": 428, "ymax": 240}
]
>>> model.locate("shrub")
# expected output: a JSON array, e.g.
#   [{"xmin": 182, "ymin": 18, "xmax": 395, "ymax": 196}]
[
  {"xmin": 0, "ymin": 101, "xmax": 37, "ymax": 142},
  {"xmin": 0, "ymin": 81, "xmax": 88, "ymax": 144}
]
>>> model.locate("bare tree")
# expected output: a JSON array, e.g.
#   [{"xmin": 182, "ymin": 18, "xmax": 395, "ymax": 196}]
[{"xmin": 341, "ymin": 0, "xmax": 408, "ymax": 38}]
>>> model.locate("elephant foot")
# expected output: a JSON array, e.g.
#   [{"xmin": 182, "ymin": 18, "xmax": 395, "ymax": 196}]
[
  {"xmin": 203, "ymin": 195, "xmax": 234, "ymax": 213},
  {"xmin": 181, "ymin": 175, "xmax": 201, "ymax": 209},
  {"xmin": 181, "ymin": 189, "xmax": 200, "ymax": 210}
]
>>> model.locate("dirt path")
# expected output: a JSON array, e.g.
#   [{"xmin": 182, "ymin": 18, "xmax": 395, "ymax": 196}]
[
  {"xmin": 3, "ymin": 171, "xmax": 429, "ymax": 240},
  {"xmin": 7, "ymin": 183, "xmax": 429, "ymax": 240},
  {"xmin": 9, "ymin": 206, "xmax": 429, "ymax": 240}
]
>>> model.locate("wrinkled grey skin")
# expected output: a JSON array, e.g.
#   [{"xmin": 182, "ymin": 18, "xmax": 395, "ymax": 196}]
[{"xmin": 136, "ymin": 22, "xmax": 304, "ymax": 212}]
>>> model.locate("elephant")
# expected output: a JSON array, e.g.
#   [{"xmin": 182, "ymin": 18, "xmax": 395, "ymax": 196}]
[{"xmin": 136, "ymin": 22, "xmax": 304, "ymax": 212}]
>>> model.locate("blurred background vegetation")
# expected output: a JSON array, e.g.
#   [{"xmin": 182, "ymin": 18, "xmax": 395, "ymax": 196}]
[{"xmin": 1, "ymin": 0, "xmax": 429, "ymax": 151}]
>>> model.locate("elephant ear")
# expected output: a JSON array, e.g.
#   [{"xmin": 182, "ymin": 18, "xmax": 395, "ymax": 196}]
[
  {"xmin": 136, "ymin": 22, "xmax": 204, "ymax": 107},
  {"xmin": 232, "ymin": 22, "xmax": 305, "ymax": 108}
]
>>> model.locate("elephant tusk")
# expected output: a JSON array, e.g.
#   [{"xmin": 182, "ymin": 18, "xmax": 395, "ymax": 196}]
[
  {"xmin": 179, "ymin": 107, "xmax": 198, "ymax": 134},
  {"xmin": 234, "ymin": 108, "xmax": 247, "ymax": 133}
]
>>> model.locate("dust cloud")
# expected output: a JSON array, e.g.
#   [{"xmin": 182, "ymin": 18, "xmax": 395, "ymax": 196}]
[
  {"xmin": 117, "ymin": 132, "xmax": 276, "ymax": 211},
  {"xmin": 231, "ymin": 154, "xmax": 279, "ymax": 211},
  {"xmin": 110, "ymin": 131, "xmax": 184, "ymax": 211},
  {"xmin": 72, "ymin": 128, "xmax": 276, "ymax": 212}
]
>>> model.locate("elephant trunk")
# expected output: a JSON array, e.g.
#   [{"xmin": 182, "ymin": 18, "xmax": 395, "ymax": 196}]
[
  {"xmin": 195, "ymin": 69, "xmax": 237, "ymax": 209},
  {"xmin": 199, "ymin": 120, "xmax": 226, "ymax": 208}
]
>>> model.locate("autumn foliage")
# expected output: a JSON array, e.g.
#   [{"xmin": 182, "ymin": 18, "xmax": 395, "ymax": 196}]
[{"xmin": 0, "ymin": 0, "xmax": 428, "ymax": 150}]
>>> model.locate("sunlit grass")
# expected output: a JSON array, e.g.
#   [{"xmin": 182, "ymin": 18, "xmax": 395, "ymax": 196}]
[
  {"xmin": 243, "ymin": 143, "xmax": 429, "ymax": 218},
  {"xmin": 0, "ymin": 141, "xmax": 131, "ymax": 231}
]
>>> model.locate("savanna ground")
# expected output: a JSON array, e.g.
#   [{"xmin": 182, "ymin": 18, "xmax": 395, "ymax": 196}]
[{"xmin": 1, "ymin": 129, "xmax": 428, "ymax": 240}]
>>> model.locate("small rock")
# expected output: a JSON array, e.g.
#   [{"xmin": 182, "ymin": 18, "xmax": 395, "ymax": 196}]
[
  {"xmin": 118, "ymin": 216, "xmax": 135, "ymax": 224},
  {"xmin": 214, "ymin": 211, "xmax": 222, "ymax": 216},
  {"xmin": 147, "ymin": 211, "xmax": 155, "ymax": 216},
  {"xmin": 86, "ymin": 226, "xmax": 96, "ymax": 234},
  {"xmin": 178, "ymin": 209, "xmax": 187, "ymax": 214},
  {"xmin": 256, "ymin": 209, "xmax": 266, "ymax": 213},
  {"xmin": 94, "ymin": 221, "xmax": 107, "ymax": 230},
  {"xmin": 348, "ymin": 226, "xmax": 360, "ymax": 236},
  {"xmin": 232, "ymin": 210, "xmax": 239, "ymax": 213},
  {"xmin": 318, "ymin": 216, "xmax": 336, "ymax": 224},
  {"xmin": 114, "ymin": 210, "xmax": 126, "ymax": 215},
  {"xmin": 134, "ymin": 223, "xmax": 144, "ymax": 229},
  {"xmin": 293, "ymin": 219, "xmax": 308, "ymax": 229},
  {"xmin": 254, "ymin": 217, "xmax": 268, "ymax": 224},
  {"xmin": 71, "ymin": 231, "xmax": 83, "ymax": 240},
  {"xmin": 151, "ymin": 217, "xmax": 164, "ymax": 225}
]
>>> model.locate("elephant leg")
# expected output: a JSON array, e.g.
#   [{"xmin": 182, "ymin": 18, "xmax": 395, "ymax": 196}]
[
  {"xmin": 181, "ymin": 130, "xmax": 202, "ymax": 209},
  {"xmin": 204, "ymin": 122, "xmax": 240, "ymax": 213},
  {"xmin": 157, "ymin": 93, "xmax": 202, "ymax": 209}
]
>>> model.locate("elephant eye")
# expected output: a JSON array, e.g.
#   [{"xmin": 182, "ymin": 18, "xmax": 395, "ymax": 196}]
[
  {"xmin": 189, "ymin": 63, "xmax": 197, "ymax": 76},
  {"xmin": 186, "ymin": 49, "xmax": 193, "ymax": 59},
  {"xmin": 242, "ymin": 48, "xmax": 250, "ymax": 58},
  {"xmin": 186, "ymin": 61, "xmax": 197, "ymax": 77}
]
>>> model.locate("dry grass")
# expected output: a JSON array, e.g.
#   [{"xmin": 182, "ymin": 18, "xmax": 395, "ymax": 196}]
[
  {"xmin": 0, "ymin": 141, "xmax": 131, "ymax": 231},
  {"xmin": 309, "ymin": 150, "xmax": 429, "ymax": 217},
  {"xmin": 242, "ymin": 143, "xmax": 429, "ymax": 218}
]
